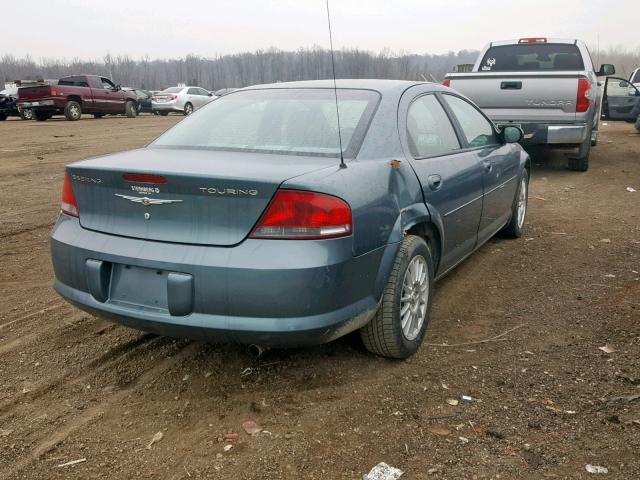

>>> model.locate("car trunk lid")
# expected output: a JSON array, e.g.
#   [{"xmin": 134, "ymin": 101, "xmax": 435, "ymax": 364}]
[{"xmin": 67, "ymin": 147, "xmax": 335, "ymax": 246}]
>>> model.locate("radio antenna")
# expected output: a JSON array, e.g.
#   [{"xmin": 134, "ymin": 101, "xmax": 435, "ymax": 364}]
[{"xmin": 325, "ymin": 0, "xmax": 346, "ymax": 169}]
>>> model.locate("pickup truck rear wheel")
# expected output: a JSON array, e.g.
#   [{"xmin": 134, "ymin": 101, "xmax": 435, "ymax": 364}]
[
  {"xmin": 125, "ymin": 101, "xmax": 137, "ymax": 118},
  {"xmin": 64, "ymin": 101, "xmax": 82, "ymax": 121},
  {"xmin": 19, "ymin": 108, "xmax": 33, "ymax": 120},
  {"xmin": 360, "ymin": 235, "xmax": 434, "ymax": 359},
  {"xmin": 568, "ymin": 129, "xmax": 591, "ymax": 171},
  {"xmin": 34, "ymin": 111, "xmax": 49, "ymax": 121}
]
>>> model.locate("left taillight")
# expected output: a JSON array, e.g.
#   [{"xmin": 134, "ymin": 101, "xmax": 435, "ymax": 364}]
[
  {"xmin": 576, "ymin": 78, "xmax": 592, "ymax": 113},
  {"xmin": 250, "ymin": 190, "xmax": 352, "ymax": 240},
  {"xmin": 61, "ymin": 173, "xmax": 79, "ymax": 217}
]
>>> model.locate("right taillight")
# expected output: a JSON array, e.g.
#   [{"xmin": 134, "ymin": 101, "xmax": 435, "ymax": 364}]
[
  {"xmin": 61, "ymin": 173, "xmax": 79, "ymax": 217},
  {"xmin": 442, "ymin": 79, "xmax": 451, "ymax": 88},
  {"xmin": 576, "ymin": 78, "xmax": 592, "ymax": 113},
  {"xmin": 250, "ymin": 190, "xmax": 352, "ymax": 240}
]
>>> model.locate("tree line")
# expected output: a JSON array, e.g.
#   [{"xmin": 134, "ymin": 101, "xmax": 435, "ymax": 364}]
[{"xmin": 1, "ymin": 46, "xmax": 638, "ymax": 91}]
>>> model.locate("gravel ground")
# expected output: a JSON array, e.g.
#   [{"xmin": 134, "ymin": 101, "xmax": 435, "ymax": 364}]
[{"xmin": 0, "ymin": 115, "xmax": 638, "ymax": 479}]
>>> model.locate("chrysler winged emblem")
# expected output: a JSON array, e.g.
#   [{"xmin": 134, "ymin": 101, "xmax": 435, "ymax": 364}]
[{"xmin": 115, "ymin": 194, "xmax": 183, "ymax": 206}]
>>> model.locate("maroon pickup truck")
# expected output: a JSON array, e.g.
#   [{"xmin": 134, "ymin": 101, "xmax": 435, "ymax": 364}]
[{"xmin": 18, "ymin": 75, "xmax": 139, "ymax": 121}]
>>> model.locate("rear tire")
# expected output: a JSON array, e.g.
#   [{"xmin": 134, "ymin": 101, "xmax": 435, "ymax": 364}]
[
  {"xmin": 568, "ymin": 128, "xmax": 591, "ymax": 171},
  {"xmin": 360, "ymin": 235, "xmax": 434, "ymax": 359},
  {"xmin": 183, "ymin": 102, "xmax": 193, "ymax": 116},
  {"xmin": 125, "ymin": 101, "xmax": 137, "ymax": 118},
  {"xmin": 20, "ymin": 108, "xmax": 33, "ymax": 120},
  {"xmin": 34, "ymin": 111, "xmax": 49, "ymax": 121},
  {"xmin": 64, "ymin": 101, "xmax": 82, "ymax": 121},
  {"xmin": 498, "ymin": 169, "xmax": 529, "ymax": 238}
]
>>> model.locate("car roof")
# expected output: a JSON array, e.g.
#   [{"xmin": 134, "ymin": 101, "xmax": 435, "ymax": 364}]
[
  {"xmin": 242, "ymin": 79, "xmax": 431, "ymax": 95},
  {"xmin": 488, "ymin": 38, "xmax": 582, "ymax": 47}
]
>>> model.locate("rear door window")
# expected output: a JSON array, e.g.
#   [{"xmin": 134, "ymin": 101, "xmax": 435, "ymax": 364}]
[
  {"xmin": 442, "ymin": 95, "xmax": 498, "ymax": 148},
  {"xmin": 480, "ymin": 43, "xmax": 584, "ymax": 72},
  {"xmin": 58, "ymin": 76, "xmax": 89, "ymax": 87},
  {"xmin": 406, "ymin": 94, "xmax": 460, "ymax": 158}
]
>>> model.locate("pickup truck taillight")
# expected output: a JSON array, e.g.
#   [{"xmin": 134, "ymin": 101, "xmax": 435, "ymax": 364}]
[
  {"xmin": 250, "ymin": 190, "xmax": 352, "ymax": 239},
  {"xmin": 576, "ymin": 78, "xmax": 592, "ymax": 113},
  {"xmin": 61, "ymin": 173, "xmax": 79, "ymax": 217}
]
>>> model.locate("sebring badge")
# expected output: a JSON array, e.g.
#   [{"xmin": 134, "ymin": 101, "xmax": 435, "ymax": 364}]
[{"xmin": 115, "ymin": 194, "xmax": 182, "ymax": 206}]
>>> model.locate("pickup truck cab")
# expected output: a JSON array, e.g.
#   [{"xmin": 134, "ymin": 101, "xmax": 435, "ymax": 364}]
[
  {"xmin": 18, "ymin": 75, "xmax": 139, "ymax": 121},
  {"xmin": 444, "ymin": 38, "xmax": 615, "ymax": 171}
]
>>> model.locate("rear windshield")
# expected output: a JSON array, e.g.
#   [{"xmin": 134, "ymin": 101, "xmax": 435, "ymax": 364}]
[
  {"xmin": 162, "ymin": 87, "xmax": 184, "ymax": 93},
  {"xmin": 480, "ymin": 43, "xmax": 584, "ymax": 72},
  {"xmin": 58, "ymin": 76, "xmax": 89, "ymax": 87},
  {"xmin": 152, "ymin": 88, "xmax": 380, "ymax": 158}
]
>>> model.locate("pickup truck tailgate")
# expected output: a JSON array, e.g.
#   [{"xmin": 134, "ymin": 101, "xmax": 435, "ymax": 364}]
[
  {"xmin": 448, "ymin": 73, "xmax": 579, "ymax": 123},
  {"xmin": 18, "ymin": 85, "xmax": 52, "ymax": 101}
]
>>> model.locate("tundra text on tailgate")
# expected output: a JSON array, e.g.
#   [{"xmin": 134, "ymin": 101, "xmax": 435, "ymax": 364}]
[{"xmin": 444, "ymin": 38, "xmax": 616, "ymax": 171}]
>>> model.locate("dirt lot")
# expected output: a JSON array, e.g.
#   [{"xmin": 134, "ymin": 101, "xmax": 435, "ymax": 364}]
[{"xmin": 0, "ymin": 115, "xmax": 639, "ymax": 479}]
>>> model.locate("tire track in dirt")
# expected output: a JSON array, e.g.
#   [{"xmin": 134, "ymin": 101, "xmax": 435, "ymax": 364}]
[
  {"xmin": 0, "ymin": 302, "xmax": 66, "ymax": 331},
  {"xmin": 0, "ymin": 331, "xmax": 158, "ymax": 416},
  {"xmin": 1, "ymin": 341, "xmax": 201, "ymax": 479}
]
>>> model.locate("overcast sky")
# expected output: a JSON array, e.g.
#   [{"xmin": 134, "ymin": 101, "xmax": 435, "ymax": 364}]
[{"xmin": 4, "ymin": 0, "xmax": 638, "ymax": 60}]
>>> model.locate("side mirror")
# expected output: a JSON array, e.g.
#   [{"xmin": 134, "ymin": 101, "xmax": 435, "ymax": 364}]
[
  {"xmin": 597, "ymin": 64, "xmax": 615, "ymax": 76},
  {"xmin": 501, "ymin": 125, "xmax": 523, "ymax": 144}
]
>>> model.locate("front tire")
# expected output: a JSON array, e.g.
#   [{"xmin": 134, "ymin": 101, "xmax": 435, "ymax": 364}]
[
  {"xmin": 183, "ymin": 102, "xmax": 193, "ymax": 116},
  {"xmin": 64, "ymin": 101, "xmax": 82, "ymax": 121},
  {"xmin": 499, "ymin": 169, "xmax": 529, "ymax": 238},
  {"xmin": 125, "ymin": 101, "xmax": 137, "ymax": 118},
  {"xmin": 360, "ymin": 235, "xmax": 434, "ymax": 359}
]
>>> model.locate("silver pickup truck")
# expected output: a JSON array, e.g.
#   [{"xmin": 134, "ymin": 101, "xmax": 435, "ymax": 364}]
[{"xmin": 444, "ymin": 38, "xmax": 615, "ymax": 171}]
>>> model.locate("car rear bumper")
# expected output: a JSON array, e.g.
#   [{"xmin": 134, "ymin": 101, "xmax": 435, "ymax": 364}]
[
  {"xmin": 152, "ymin": 102, "xmax": 183, "ymax": 112},
  {"xmin": 497, "ymin": 122, "xmax": 589, "ymax": 146},
  {"xmin": 51, "ymin": 215, "xmax": 394, "ymax": 347}
]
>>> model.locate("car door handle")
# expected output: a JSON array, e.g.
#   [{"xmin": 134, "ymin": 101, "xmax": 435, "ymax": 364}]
[
  {"xmin": 427, "ymin": 174, "xmax": 442, "ymax": 191},
  {"xmin": 500, "ymin": 81, "xmax": 522, "ymax": 90}
]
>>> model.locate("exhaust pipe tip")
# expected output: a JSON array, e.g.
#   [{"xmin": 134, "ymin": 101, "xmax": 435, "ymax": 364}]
[{"xmin": 248, "ymin": 344, "xmax": 266, "ymax": 358}]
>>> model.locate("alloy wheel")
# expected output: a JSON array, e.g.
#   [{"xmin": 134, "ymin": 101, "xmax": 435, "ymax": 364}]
[
  {"xmin": 400, "ymin": 255, "xmax": 429, "ymax": 341},
  {"xmin": 517, "ymin": 177, "xmax": 527, "ymax": 229}
]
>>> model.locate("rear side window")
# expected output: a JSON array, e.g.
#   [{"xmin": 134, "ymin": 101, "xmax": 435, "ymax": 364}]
[
  {"xmin": 58, "ymin": 76, "xmax": 88, "ymax": 87},
  {"xmin": 443, "ymin": 95, "xmax": 497, "ymax": 148},
  {"xmin": 480, "ymin": 43, "xmax": 584, "ymax": 72},
  {"xmin": 406, "ymin": 95, "xmax": 460, "ymax": 158}
]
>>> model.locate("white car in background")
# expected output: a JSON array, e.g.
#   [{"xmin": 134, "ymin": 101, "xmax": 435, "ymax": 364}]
[
  {"xmin": 630, "ymin": 68, "xmax": 640, "ymax": 88},
  {"xmin": 152, "ymin": 86, "xmax": 216, "ymax": 116}
]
